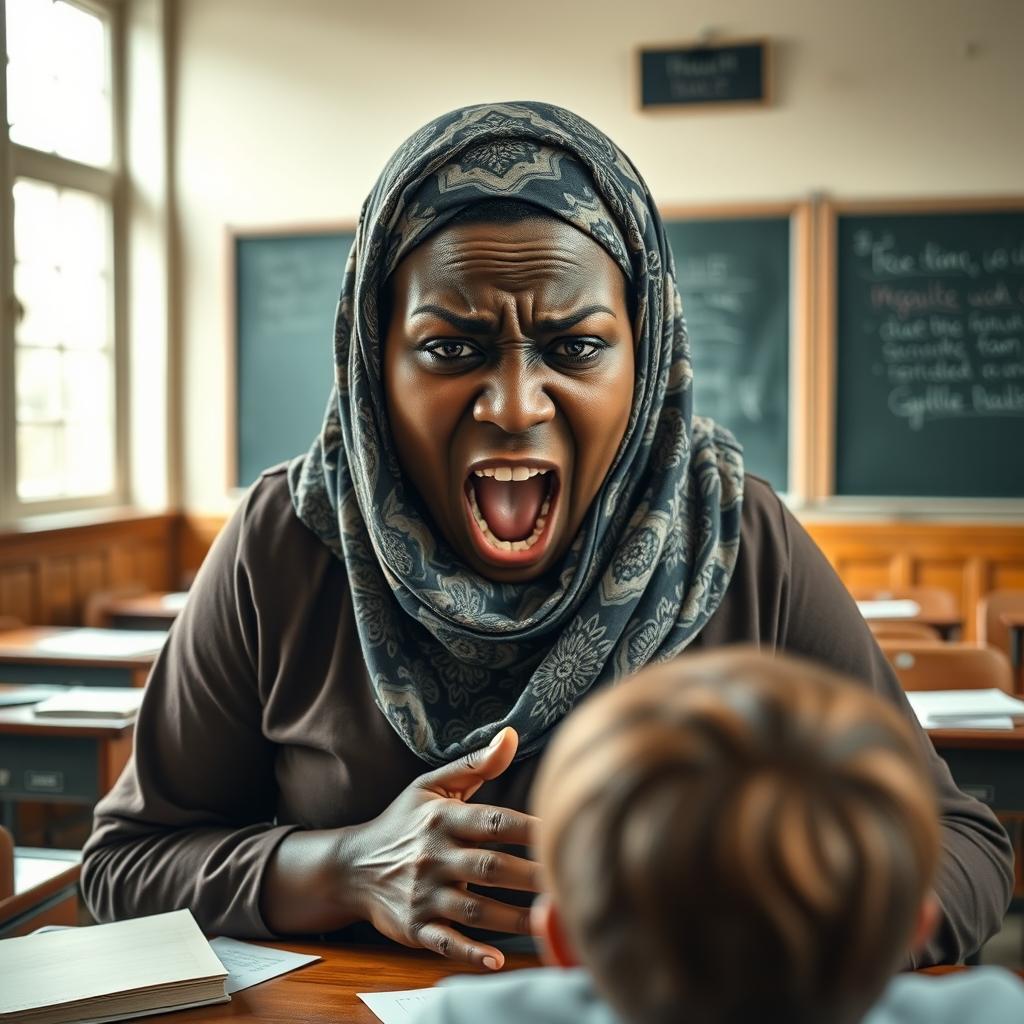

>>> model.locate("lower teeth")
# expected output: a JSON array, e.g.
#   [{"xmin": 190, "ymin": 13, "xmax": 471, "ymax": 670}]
[{"xmin": 468, "ymin": 488, "xmax": 551, "ymax": 552}]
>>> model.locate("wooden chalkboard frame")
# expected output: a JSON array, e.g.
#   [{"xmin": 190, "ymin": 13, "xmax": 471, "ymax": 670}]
[
  {"xmin": 224, "ymin": 220, "xmax": 357, "ymax": 495},
  {"xmin": 661, "ymin": 201, "xmax": 814, "ymax": 499},
  {"xmin": 812, "ymin": 196, "xmax": 1024, "ymax": 513},
  {"xmin": 636, "ymin": 37, "xmax": 772, "ymax": 115}
]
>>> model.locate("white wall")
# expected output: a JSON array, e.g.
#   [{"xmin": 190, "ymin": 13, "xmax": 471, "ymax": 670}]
[{"xmin": 174, "ymin": 0, "xmax": 1024, "ymax": 510}]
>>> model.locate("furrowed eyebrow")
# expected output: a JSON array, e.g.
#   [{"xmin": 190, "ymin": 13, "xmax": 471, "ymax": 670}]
[
  {"xmin": 410, "ymin": 304, "xmax": 495, "ymax": 334},
  {"xmin": 536, "ymin": 305, "xmax": 617, "ymax": 332}
]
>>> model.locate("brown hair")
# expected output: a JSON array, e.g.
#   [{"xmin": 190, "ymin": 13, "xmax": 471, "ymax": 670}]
[{"xmin": 532, "ymin": 648, "xmax": 940, "ymax": 1024}]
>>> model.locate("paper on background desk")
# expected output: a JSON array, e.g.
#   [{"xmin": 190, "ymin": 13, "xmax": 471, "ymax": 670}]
[
  {"xmin": 358, "ymin": 987, "xmax": 442, "ymax": 1022},
  {"xmin": 33, "ymin": 628, "xmax": 169, "ymax": 657},
  {"xmin": 907, "ymin": 688, "xmax": 1024, "ymax": 730},
  {"xmin": 208, "ymin": 938, "xmax": 321, "ymax": 993},
  {"xmin": 856, "ymin": 599, "xmax": 921, "ymax": 620}
]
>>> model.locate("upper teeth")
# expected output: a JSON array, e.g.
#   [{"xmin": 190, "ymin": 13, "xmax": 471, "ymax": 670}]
[{"xmin": 473, "ymin": 466, "xmax": 550, "ymax": 482}]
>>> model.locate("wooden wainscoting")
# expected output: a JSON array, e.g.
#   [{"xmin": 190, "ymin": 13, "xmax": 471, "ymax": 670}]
[
  {"xmin": 804, "ymin": 519, "xmax": 1024, "ymax": 642},
  {"xmin": 4, "ymin": 512, "xmax": 1023, "ymax": 645},
  {"xmin": 0, "ymin": 513, "xmax": 178, "ymax": 626}
]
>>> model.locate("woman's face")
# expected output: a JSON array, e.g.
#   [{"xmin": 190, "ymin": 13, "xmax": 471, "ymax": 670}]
[{"xmin": 384, "ymin": 216, "xmax": 635, "ymax": 583}]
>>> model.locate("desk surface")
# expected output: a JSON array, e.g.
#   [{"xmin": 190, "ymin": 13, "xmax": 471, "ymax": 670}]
[
  {"xmin": 104, "ymin": 592, "xmax": 188, "ymax": 623},
  {"xmin": 0, "ymin": 627, "xmax": 164, "ymax": 670},
  {"xmin": 929, "ymin": 722, "xmax": 1024, "ymax": 750},
  {"xmin": 151, "ymin": 942, "xmax": 537, "ymax": 1024}
]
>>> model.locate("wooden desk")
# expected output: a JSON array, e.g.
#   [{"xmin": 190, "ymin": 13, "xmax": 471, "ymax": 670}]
[
  {"xmin": 0, "ymin": 847, "xmax": 81, "ymax": 938},
  {"xmin": 931, "ymin": 722, "xmax": 1024, "ymax": 813},
  {"xmin": 100, "ymin": 591, "xmax": 188, "ymax": 631},
  {"xmin": 0, "ymin": 627, "xmax": 164, "ymax": 687},
  {"xmin": 144, "ymin": 942, "xmax": 537, "ymax": 1024},
  {"xmin": 0, "ymin": 705, "xmax": 135, "ymax": 839}
]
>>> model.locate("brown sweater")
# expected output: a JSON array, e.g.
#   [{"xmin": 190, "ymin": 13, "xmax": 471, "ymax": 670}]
[{"xmin": 81, "ymin": 468, "xmax": 1013, "ymax": 963}]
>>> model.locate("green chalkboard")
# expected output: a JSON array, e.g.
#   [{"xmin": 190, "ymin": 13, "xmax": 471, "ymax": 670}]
[
  {"xmin": 234, "ymin": 229, "xmax": 354, "ymax": 487},
  {"xmin": 665, "ymin": 216, "xmax": 791, "ymax": 492},
  {"xmin": 834, "ymin": 209, "xmax": 1024, "ymax": 498}
]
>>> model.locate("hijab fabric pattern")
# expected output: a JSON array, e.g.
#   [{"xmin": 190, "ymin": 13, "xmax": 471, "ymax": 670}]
[{"xmin": 289, "ymin": 101, "xmax": 744, "ymax": 766}]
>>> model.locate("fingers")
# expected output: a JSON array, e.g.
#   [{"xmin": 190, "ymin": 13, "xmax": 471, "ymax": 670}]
[
  {"xmin": 419, "ymin": 727, "xmax": 519, "ymax": 800},
  {"xmin": 446, "ymin": 801, "xmax": 538, "ymax": 847},
  {"xmin": 444, "ymin": 848, "xmax": 544, "ymax": 893},
  {"xmin": 414, "ymin": 921, "xmax": 506, "ymax": 971},
  {"xmin": 433, "ymin": 889, "xmax": 534, "ymax": 937}
]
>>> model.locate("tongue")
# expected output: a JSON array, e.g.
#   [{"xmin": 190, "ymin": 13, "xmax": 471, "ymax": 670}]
[{"xmin": 473, "ymin": 475, "xmax": 547, "ymax": 541}]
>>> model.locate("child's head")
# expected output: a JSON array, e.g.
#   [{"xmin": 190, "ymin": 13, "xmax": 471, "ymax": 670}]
[{"xmin": 530, "ymin": 648, "xmax": 940, "ymax": 1024}]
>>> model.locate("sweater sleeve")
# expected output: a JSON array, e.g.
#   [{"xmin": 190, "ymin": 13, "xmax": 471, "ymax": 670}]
[
  {"xmin": 80, "ymin": 484, "xmax": 299, "ymax": 937},
  {"xmin": 774, "ymin": 495, "xmax": 1014, "ymax": 966}
]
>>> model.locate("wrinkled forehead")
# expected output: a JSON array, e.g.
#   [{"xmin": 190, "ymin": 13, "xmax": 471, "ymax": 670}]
[{"xmin": 384, "ymin": 141, "xmax": 634, "ymax": 283}]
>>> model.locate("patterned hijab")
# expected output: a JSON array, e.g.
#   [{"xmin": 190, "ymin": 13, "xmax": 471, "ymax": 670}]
[{"xmin": 289, "ymin": 101, "xmax": 744, "ymax": 766}]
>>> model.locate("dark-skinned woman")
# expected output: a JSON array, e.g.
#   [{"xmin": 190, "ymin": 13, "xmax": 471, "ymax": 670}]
[{"xmin": 81, "ymin": 101, "xmax": 1012, "ymax": 969}]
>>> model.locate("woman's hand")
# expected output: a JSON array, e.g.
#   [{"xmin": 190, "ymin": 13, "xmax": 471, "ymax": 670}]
[{"xmin": 341, "ymin": 726, "xmax": 542, "ymax": 970}]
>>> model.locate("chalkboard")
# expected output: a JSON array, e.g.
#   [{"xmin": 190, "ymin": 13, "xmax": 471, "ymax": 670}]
[
  {"xmin": 639, "ymin": 40, "xmax": 768, "ymax": 110},
  {"xmin": 233, "ymin": 228, "xmax": 354, "ymax": 487},
  {"xmin": 834, "ymin": 209, "xmax": 1024, "ymax": 498},
  {"xmin": 665, "ymin": 215, "xmax": 791, "ymax": 492}
]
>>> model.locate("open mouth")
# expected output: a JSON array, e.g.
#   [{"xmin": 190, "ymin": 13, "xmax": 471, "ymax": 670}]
[{"xmin": 463, "ymin": 461, "xmax": 560, "ymax": 566}]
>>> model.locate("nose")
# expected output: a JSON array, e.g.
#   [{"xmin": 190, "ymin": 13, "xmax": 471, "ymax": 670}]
[{"xmin": 472, "ymin": 353, "xmax": 556, "ymax": 434}]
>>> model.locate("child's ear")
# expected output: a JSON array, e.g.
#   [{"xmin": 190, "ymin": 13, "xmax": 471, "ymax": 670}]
[
  {"xmin": 531, "ymin": 893, "xmax": 580, "ymax": 969},
  {"xmin": 910, "ymin": 891, "xmax": 941, "ymax": 954}
]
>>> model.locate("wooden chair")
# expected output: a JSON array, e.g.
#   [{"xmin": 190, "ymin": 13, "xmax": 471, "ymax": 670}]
[
  {"xmin": 978, "ymin": 590, "xmax": 1024, "ymax": 689},
  {"xmin": 0, "ymin": 826, "xmax": 12, "ymax": 899},
  {"xmin": 868, "ymin": 621, "xmax": 942, "ymax": 644},
  {"xmin": 877, "ymin": 641, "xmax": 1014, "ymax": 693}
]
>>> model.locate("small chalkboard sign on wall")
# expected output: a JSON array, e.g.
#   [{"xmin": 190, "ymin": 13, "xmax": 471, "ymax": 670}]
[
  {"xmin": 639, "ymin": 39, "xmax": 769, "ymax": 111},
  {"xmin": 820, "ymin": 200, "xmax": 1024, "ymax": 501},
  {"xmin": 229, "ymin": 224, "xmax": 355, "ymax": 488},
  {"xmin": 663, "ymin": 206, "xmax": 809, "ymax": 494}
]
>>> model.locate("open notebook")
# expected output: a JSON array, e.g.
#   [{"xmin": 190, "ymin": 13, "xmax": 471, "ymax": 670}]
[{"xmin": 0, "ymin": 910, "xmax": 229, "ymax": 1023}]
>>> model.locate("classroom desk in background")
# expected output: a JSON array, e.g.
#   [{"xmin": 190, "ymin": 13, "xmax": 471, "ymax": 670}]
[
  {"xmin": 930, "ymin": 723, "xmax": 1024, "ymax": 814},
  {"xmin": 0, "ymin": 704, "xmax": 135, "ymax": 840},
  {"xmin": 0, "ymin": 847, "xmax": 81, "ymax": 938},
  {"xmin": 95, "ymin": 591, "xmax": 188, "ymax": 631},
  {"xmin": 0, "ymin": 627, "xmax": 165, "ymax": 687}
]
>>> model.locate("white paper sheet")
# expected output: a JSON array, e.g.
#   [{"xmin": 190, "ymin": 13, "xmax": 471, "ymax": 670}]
[
  {"xmin": 906, "ymin": 688, "xmax": 1024, "ymax": 730},
  {"xmin": 208, "ymin": 937, "xmax": 321, "ymax": 994},
  {"xmin": 33, "ymin": 628, "xmax": 168, "ymax": 657},
  {"xmin": 358, "ymin": 987, "xmax": 443, "ymax": 1022},
  {"xmin": 856, "ymin": 599, "xmax": 921, "ymax": 619},
  {"xmin": 160, "ymin": 592, "xmax": 189, "ymax": 610}
]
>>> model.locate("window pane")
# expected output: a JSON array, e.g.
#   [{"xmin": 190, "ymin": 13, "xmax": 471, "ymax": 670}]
[
  {"xmin": 65, "ymin": 418, "xmax": 115, "ymax": 496},
  {"xmin": 17, "ymin": 424, "xmax": 64, "ymax": 500},
  {"xmin": 16, "ymin": 347, "xmax": 63, "ymax": 422},
  {"xmin": 12, "ymin": 179, "xmax": 59, "ymax": 267},
  {"xmin": 57, "ymin": 189, "xmax": 108, "ymax": 273},
  {"xmin": 64, "ymin": 350, "xmax": 113, "ymax": 422},
  {"xmin": 14, "ymin": 263, "xmax": 62, "ymax": 347},
  {"xmin": 59, "ymin": 272, "xmax": 109, "ymax": 349},
  {"xmin": 5, "ymin": 0, "xmax": 112, "ymax": 166}
]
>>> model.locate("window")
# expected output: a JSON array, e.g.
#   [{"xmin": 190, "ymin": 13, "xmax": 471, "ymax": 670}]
[{"xmin": 1, "ymin": 0, "xmax": 123, "ymax": 517}]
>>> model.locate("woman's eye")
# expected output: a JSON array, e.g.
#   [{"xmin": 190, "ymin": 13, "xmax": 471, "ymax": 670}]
[
  {"xmin": 424, "ymin": 340, "xmax": 475, "ymax": 361},
  {"xmin": 551, "ymin": 338, "xmax": 603, "ymax": 363}
]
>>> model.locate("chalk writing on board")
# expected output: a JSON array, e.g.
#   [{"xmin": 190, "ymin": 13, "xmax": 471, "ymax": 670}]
[{"xmin": 852, "ymin": 230, "xmax": 1024, "ymax": 431}]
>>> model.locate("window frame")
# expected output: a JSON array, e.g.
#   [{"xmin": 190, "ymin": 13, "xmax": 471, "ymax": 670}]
[{"xmin": 0, "ymin": 0, "xmax": 129, "ymax": 523}]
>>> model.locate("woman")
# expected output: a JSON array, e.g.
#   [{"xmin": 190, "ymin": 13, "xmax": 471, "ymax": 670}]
[{"xmin": 82, "ymin": 101, "xmax": 1011, "ymax": 969}]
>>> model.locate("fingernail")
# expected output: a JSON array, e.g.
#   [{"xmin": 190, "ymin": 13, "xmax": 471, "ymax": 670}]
[
  {"xmin": 485, "ymin": 729, "xmax": 505, "ymax": 751},
  {"xmin": 483, "ymin": 955, "xmax": 500, "ymax": 971}
]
